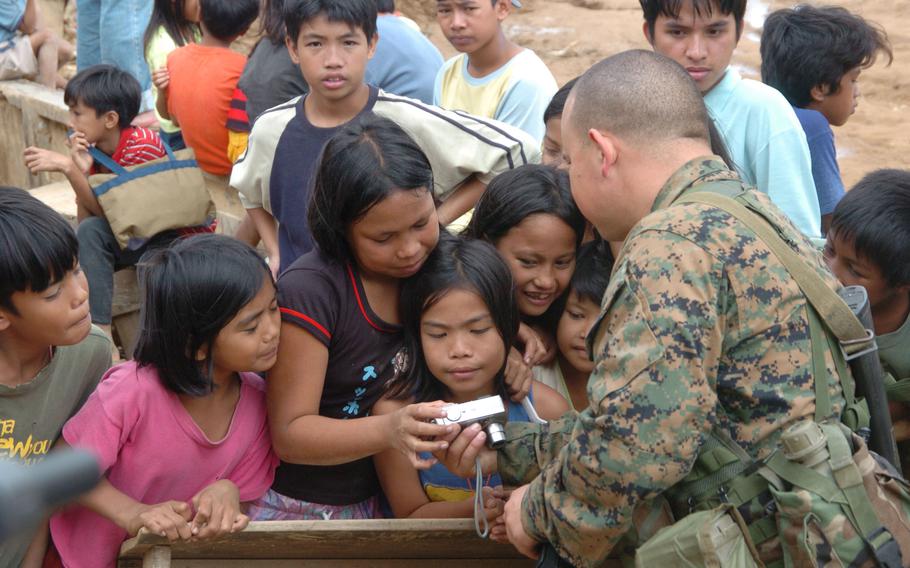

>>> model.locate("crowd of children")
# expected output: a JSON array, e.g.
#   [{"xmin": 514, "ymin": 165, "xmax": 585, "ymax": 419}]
[{"xmin": 1, "ymin": 0, "xmax": 908, "ymax": 566}]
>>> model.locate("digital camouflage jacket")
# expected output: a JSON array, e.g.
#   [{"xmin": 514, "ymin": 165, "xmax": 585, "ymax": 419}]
[{"xmin": 499, "ymin": 157, "xmax": 847, "ymax": 567}]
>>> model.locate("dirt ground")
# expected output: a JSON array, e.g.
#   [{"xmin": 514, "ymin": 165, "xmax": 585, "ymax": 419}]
[{"xmin": 408, "ymin": 0, "xmax": 909, "ymax": 188}]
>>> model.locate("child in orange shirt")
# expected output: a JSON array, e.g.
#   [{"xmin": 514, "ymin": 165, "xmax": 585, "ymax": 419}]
[{"xmin": 155, "ymin": 0, "xmax": 258, "ymax": 176}]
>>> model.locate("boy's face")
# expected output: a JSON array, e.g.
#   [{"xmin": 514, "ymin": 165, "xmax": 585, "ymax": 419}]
[
  {"xmin": 68, "ymin": 100, "xmax": 118, "ymax": 144},
  {"xmin": 436, "ymin": 0, "xmax": 509, "ymax": 56},
  {"xmin": 556, "ymin": 290, "xmax": 599, "ymax": 375},
  {"xmin": 286, "ymin": 15, "xmax": 377, "ymax": 104},
  {"xmin": 810, "ymin": 67, "xmax": 861, "ymax": 127},
  {"xmin": 0, "ymin": 267, "xmax": 92, "ymax": 347},
  {"xmin": 824, "ymin": 231, "xmax": 908, "ymax": 314},
  {"xmin": 644, "ymin": 1, "xmax": 740, "ymax": 94}
]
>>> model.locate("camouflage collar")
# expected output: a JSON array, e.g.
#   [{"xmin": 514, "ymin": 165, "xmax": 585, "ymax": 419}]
[{"xmin": 650, "ymin": 156, "xmax": 740, "ymax": 213}]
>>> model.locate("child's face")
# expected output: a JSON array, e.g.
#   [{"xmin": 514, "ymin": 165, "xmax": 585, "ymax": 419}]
[
  {"xmin": 556, "ymin": 290, "xmax": 599, "ymax": 375},
  {"xmin": 181, "ymin": 0, "xmax": 201, "ymax": 23},
  {"xmin": 209, "ymin": 276, "xmax": 280, "ymax": 378},
  {"xmin": 495, "ymin": 214, "xmax": 576, "ymax": 317},
  {"xmin": 421, "ymin": 288, "xmax": 505, "ymax": 403},
  {"xmin": 285, "ymin": 15, "xmax": 376, "ymax": 104},
  {"xmin": 824, "ymin": 230, "xmax": 906, "ymax": 314},
  {"xmin": 644, "ymin": 1, "xmax": 740, "ymax": 94},
  {"xmin": 0, "ymin": 266, "xmax": 91, "ymax": 347},
  {"xmin": 67, "ymin": 101, "xmax": 116, "ymax": 144},
  {"xmin": 542, "ymin": 116, "xmax": 564, "ymax": 168},
  {"xmin": 347, "ymin": 188, "xmax": 440, "ymax": 280},
  {"xmin": 810, "ymin": 67, "xmax": 861, "ymax": 127},
  {"xmin": 436, "ymin": 0, "xmax": 509, "ymax": 56}
]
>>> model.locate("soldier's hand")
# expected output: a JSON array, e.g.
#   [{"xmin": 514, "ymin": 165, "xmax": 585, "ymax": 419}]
[
  {"xmin": 432, "ymin": 422, "xmax": 498, "ymax": 479},
  {"xmin": 504, "ymin": 484, "xmax": 541, "ymax": 559}
]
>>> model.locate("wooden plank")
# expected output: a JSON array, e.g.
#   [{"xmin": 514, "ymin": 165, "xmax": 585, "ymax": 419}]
[
  {"xmin": 111, "ymin": 268, "xmax": 140, "ymax": 318},
  {"xmin": 142, "ymin": 546, "xmax": 171, "ymax": 568},
  {"xmin": 121, "ymin": 558, "xmax": 534, "ymax": 568},
  {"xmin": 28, "ymin": 180, "xmax": 77, "ymax": 222},
  {"xmin": 120, "ymin": 520, "xmax": 526, "ymax": 561}
]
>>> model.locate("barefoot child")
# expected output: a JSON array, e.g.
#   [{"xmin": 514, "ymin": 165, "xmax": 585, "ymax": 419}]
[
  {"xmin": 49, "ymin": 235, "xmax": 279, "ymax": 568},
  {"xmin": 375, "ymin": 235, "xmax": 568, "ymax": 521}
]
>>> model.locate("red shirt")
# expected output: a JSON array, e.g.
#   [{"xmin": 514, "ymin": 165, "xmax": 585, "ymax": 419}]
[{"xmin": 90, "ymin": 127, "xmax": 166, "ymax": 174}]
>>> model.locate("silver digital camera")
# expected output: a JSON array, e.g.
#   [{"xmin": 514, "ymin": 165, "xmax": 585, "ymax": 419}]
[{"xmin": 433, "ymin": 395, "xmax": 508, "ymax": 449}]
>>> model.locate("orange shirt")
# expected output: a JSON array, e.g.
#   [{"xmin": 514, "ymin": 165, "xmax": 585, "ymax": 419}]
[{"xmin": 167, "ymin": 44, "xmax": 246, "ymax": 175}]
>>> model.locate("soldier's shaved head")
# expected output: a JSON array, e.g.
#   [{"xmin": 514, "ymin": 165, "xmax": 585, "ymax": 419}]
[{"xmin": 567, "ymin": 50, "xmax": 710, "ymax": 149}]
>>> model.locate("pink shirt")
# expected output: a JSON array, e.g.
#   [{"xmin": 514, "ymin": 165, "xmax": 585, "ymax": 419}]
[{"xmin": 49, "ymin": 361, "xmax": 277, "ymax": 568}]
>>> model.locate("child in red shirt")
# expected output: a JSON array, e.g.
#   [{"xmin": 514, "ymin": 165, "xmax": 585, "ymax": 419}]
[
  {"xmin": 23, "ymin": 65, "xmax": 172, "ymax": 352},
  {"xmin": 155, "ymin": 0, "xmax": 258, "ymax": 176}
]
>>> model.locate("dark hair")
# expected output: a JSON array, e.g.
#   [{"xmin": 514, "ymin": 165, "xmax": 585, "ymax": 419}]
[
  {"xmin": 64, "ymin": 65, "xmax": 141, "ymax": 128},
  {"xmin": 760, "ymin": 5, "xmax": 891, "ymax": 108},
  {"xmin": 376, "ymin": 0, "xmax": 395, "ymax": 12},
  {"xmin": 387, "ymin": 233, "xmax": 519, "ymax": 402},
  {"xmin": 143, "ymin": 0, "xmax": 200, "ymax": 58},
  {"xmin": 568, "ymin": 240, "xmax": 614, "ymax": 305},
  {"xmin": 0, "ymin": 187, "xmax": 78, "ymax": 315},
  {"xmin": 640, "ymin": 0, "xmax": 746, "ymax": 38},
  {"xmin": 261, "ymin": 0, "xmax": 289, "ymax": 43},
  {"xmin": 285, "ymin": 0, "xmax": 377, "ymax": 44},
  {"xmin": 309, "ymin": 114, "xmax": 434, "ymax": 261},
  {"xmin": 199, "ymin": 0, "xmax": 259, "ymax": 41},
  {"xmin": 829, "ymin": 169, "xmax": 910, "ymax": 288},
  {"xmin": 543, "ymin": 77, "xmax": 578, "ymax": 124},
  {"xmin": 133, "ymin": 234, "xmax": 272, "ymax": 396},
  {"xmin": 465, "ymin": 164, "xmax": 585, "ymax": 248}
]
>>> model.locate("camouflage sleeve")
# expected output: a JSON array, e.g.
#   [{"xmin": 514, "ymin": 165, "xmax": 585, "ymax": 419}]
[
  {"xmin": 519, "ymin": 231, "xmax": 727, "ymax": 568},
  {"xmin": 498, "ymin": 414, "xmax": 580, "ymax": 485}
]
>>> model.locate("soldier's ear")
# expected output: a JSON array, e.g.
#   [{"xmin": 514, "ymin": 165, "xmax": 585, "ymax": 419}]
[{"xmin": 588, "ymin": 128, "xmax": 617, "ymax": 179}]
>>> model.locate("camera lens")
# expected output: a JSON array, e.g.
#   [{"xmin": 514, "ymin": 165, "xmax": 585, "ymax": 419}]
[{"xmin": 485, "ymin": 422, "xmax": 506, "ymax": 449}]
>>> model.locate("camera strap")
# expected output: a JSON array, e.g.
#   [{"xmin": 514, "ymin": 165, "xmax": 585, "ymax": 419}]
[{"xmin": 474, "ymin": 456, "xmax": 490, "ymax": 538}]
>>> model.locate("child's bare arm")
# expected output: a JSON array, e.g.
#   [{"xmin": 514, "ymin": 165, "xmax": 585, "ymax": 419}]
[
  {"xmin": 246, "ymin": 207, "xmax": 280, "ymax": 279},
  {"xmin": 21, "ymin": 147, "xmax": 100, "ymax": 216},
  {"xmin": 19, "ymin": 519, "xmax": 48, "ymax": 568},
  {"xmin": 189, "ymin": 480, "xmax": 248, "ymax": 539},
  {"xmin": 20, "ymin": 0, "xmax": 39, "ymax": 34},
  {"xmin": 152, "ymin": 68, "xmax": 173, "ymax": 121},
  {"xmin": 374, "ymin": 398, "xmax": 499, "ymax": 520},
  {"xmin": 81, "ymin": 477, "xmax": 194, "ymax": 540},
  {"xmin": 437, "ymin": 176, "xmax": 485, "ymax": 226},
  {"xmin": 531, "ymin": 382, "xmax": 571, "ymax": 421}
]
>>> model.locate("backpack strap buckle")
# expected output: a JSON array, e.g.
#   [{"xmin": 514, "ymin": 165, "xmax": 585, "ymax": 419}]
[{"xmin": 841, "ymin": 328, "xmax": 878, "ymax": 361}]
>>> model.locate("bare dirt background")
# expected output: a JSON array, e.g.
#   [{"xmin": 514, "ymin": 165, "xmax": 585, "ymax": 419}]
[
  {"xmin": 402, "ymin": 0, "xmax": 909, "ymax": 188},
  {"xmin": 44, "ymin": 0, "xmax": 907, "ymax": 187}
]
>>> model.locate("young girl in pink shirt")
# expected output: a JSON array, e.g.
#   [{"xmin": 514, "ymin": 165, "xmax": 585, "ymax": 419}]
[{"xmin": 49, "ymin": 235, "xmax": 279, "ymax": 568}]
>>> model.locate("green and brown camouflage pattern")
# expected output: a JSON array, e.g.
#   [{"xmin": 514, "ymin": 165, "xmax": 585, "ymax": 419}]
[{"xmin": 498, "ymin": 157, "xmax": 849, "ymax": 567}]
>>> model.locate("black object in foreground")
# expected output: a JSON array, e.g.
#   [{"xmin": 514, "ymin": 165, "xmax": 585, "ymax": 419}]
[{"xmin": 0, "ymin": 449, "xmax": 100, "ymax": 542}]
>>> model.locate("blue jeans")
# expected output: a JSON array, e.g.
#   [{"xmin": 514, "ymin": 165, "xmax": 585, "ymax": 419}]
[
  {"xmin": 77, "ymin": 216, "xmax": 177, "ymax": 324},
  {"xmin": 75, "ymin": 0, "xmax": 154, "ymax": 111}
]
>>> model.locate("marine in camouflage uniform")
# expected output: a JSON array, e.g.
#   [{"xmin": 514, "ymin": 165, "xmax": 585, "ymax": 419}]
[{"xmin": 497, "ymin": 156, "xmax": 848, "ymax": 567}]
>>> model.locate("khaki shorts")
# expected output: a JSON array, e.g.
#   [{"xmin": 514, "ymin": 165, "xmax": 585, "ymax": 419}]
[{"xmin": 0, "ymin": 34, "xmax": 38, "ymax": 80}]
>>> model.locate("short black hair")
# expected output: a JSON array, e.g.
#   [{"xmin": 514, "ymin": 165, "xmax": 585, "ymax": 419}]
[
  {"xmin": 829, "ymin": 169, "xmax": 910, "ymax": 288},
  {"xmin": 568, "ymin": 240, "xmax": 614, "ymax": 305},
  {"xmin": 63, "ymin": 64, "xmax": 141, "ymax": 128},
  {"xmin": 464, "ymin": 164, "xmax": 585, "ymax": 248},
  {"xmin": 133, "ymin": 234, "xmax": 272, "ymax": 396},
  {"xmin": 760, "ymin": 5, "xmax": 892, "ymax": 108},
  {"xmin": 375, "ymin": 0, "xmax": 395, "ymax": 12},
  {"xmin": 199, "ymin": 0, "xmax": 259, "ymax": 41},
  {"xmin": 543, "ymin": 77, "xmax": 578, "ymax": 124},
  {"xmin": 0, "ymin": 187, "xmax": 78, "ymax": 315},
  {"xmin": 309, "ymin": 114, "xmax": 434, "ymax": 262},
  {"xmin": 285, "ymin": 0, "xmax": 378, "ymax": 44},
  {"xmin": 387, "ymin": 232, "xmax": 518, "ymax": 402},
  {"xmin": 640, "ymin": 0, "xmax": 746, "ymax": 38}
]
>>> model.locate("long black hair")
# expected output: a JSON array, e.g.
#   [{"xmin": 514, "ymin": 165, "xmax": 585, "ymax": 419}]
[
  {"xmin": 143, "ymin": 0, "xmax": 199, "ymax": 57},
  {"xmin": 134, "ymin": 234, "xmax": 272, "ymax": 396},
  {"xmin": 308, "ymin": 114, "xmax": 434, "ymax": 261},
  {"xmin": 386, "ymin": 234, "xmax": 519, "ymax": 403}
]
